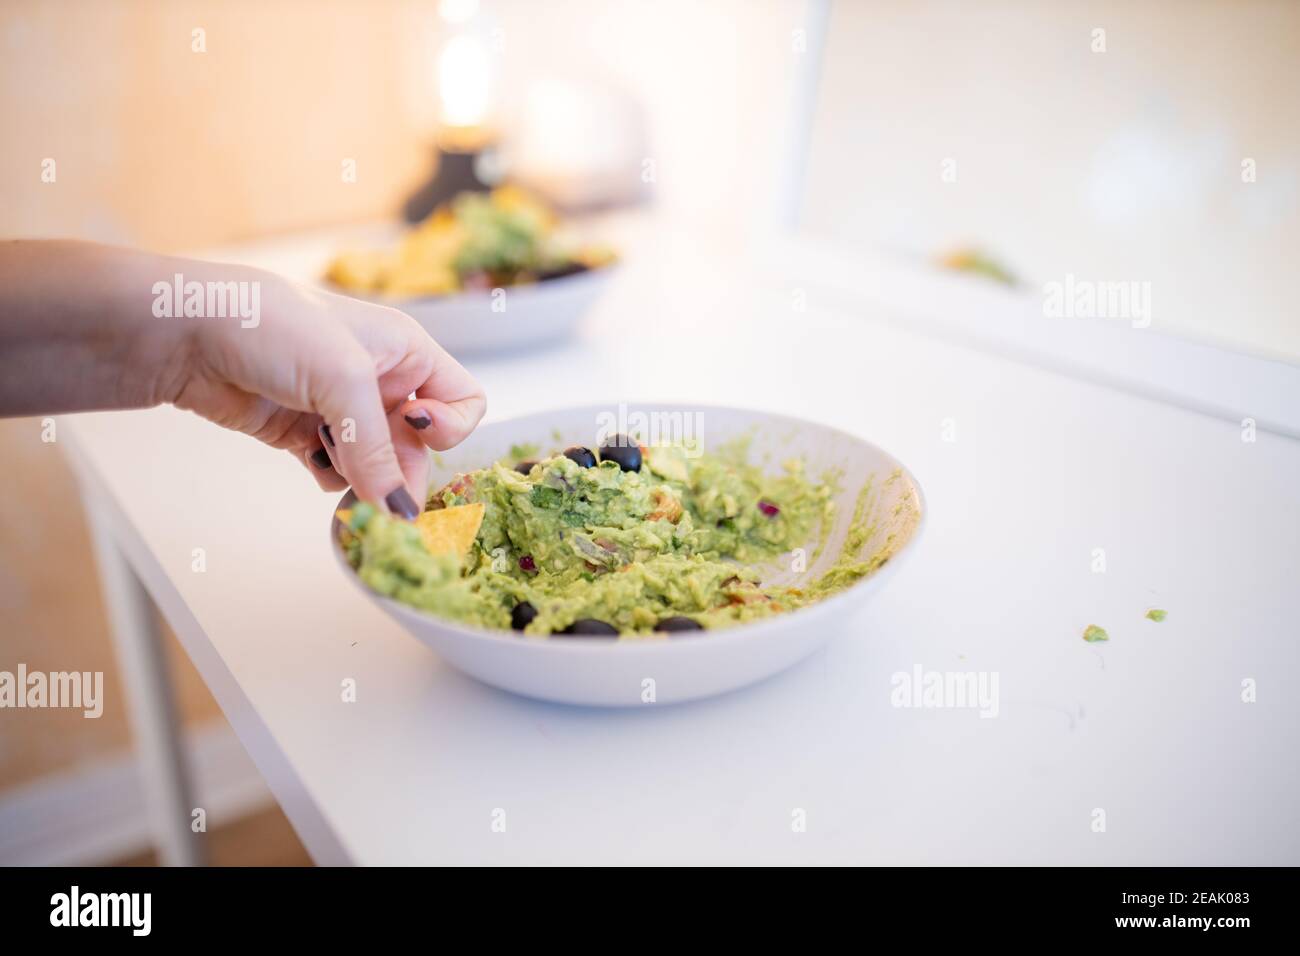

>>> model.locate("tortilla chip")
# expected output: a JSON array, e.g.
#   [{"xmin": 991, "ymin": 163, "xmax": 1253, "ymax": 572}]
[
  {"xmin": 325, "ymin": 250, "xmax": 397, "ymax": 291},
  {"xmin": 335, "ymin": 508, "xmax": 355, "ymax": 547},
  {"xmin": 416, "ymin": 502, "xmax": 485, "ymax": 561}
]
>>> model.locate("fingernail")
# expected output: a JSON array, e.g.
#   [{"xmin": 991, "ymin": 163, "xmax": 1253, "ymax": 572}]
[
  {"xmin": 404, "ymin": 411, "xmax": 433, "ymax": 430},
  {"xmin": 319, "ymin": 424, "xmax": 335, "ymax": 447},
  {"xmin": 385, "ymin": 486, "xmax": 420, "ymax": 520}
]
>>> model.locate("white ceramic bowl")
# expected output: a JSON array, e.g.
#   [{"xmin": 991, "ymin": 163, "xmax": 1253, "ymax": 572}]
[
  {"xmin": 337, "ymin": 266, "xmax": 612, "ymax": 355},
  {"xmin": 332, "ymin": 403, "xmax": 925, "ymax": 706}
]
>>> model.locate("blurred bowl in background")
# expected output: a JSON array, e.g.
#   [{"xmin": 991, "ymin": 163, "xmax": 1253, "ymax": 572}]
[
  {"xmin": 323, "ymin": 184, "xmax": 617, "ymax": 354},
  {"xmin": 343, "ymin": 264, "xmax": 614, "ymax": 355}
]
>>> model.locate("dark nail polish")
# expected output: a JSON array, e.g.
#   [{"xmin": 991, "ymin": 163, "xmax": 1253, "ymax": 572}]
[
  {"xmin": 404, "ymin": 412, "xmax": 432, "ymax": 430},
  {"xmin": 319, "ymin": 424, "xmax": 335, "ymax": 447},
  {"xmin": 385, "ymin": 486, "xmax": 420, "ymax": 520},
  {"xmin": 309, "ymin": 447, "xmax": 333, "ymax": 469}
]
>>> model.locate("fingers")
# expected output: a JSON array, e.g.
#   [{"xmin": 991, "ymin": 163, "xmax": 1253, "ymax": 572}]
[
  {"xmin": 253, "ymin": 409, "xmax": 347, "ymax": 492},
  {"xmin": 309, "ymin": 350, "xmax": 421, "ymax": 519},
  {"xmin": 400, "ymin": 394, "xmax": 484, "ymax": 452},
  {"xmin": 336, "ymin": 298, "xmax": 485, "ymax": 452},
  {"xmin": 402, "ymin": 339, "xmax": 486, "ymax": 452},
  {"xmin": 414, "ymin": 343, "xmax": 486, "ymax": 450},
  {"xmin": 299, "ymin": 445, "xmax": 349, "ymax": 491},
  {"xmin": 387, "ymin": 405, "xmax": 432, "ymax": 506},
  {"xmin": 230, "ymin": 402, "xmax": 347, "ymax": 493},
  {"xmin": 324, "ymin": 305, "xmax": 482, "ymax": 512},
  {"xmin": 186, "ymin": 281, "xmax": 484, "ymax": 516}
]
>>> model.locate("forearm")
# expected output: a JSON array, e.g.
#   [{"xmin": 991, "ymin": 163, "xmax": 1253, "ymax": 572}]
[{"xmin": 0, "ymin": 239, "xmax": 194, "ymax": 416}]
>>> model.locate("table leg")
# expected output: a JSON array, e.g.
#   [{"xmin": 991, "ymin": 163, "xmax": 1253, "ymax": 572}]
[{"xmin": 81, "ymin": 490, "xmax": 207, "ymax": 867}]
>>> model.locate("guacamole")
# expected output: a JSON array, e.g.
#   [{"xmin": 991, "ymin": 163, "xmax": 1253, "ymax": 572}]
[{"xmin": 339, "ymin": 436, "xmax": 892, "ymax": 638}]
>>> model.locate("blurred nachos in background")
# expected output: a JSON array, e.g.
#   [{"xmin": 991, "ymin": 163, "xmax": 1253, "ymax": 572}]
[{"xmin": 326, "ymin": 186, "xmax": 617, "ymax": 299}]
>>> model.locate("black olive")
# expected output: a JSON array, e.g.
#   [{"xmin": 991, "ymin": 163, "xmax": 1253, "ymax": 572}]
[
  {"xmin": 511, "ymin": 601, "xmax": 538, "ymax": 631},
  {"xmin": 563, "ymin": 446, "xmax": 597, "ymax": 468},
  {"xmin": 598, "ymin": 435, "xmax": 642, "ymax": 472},
  {"xmin": 654, "ymin": 616, "xmax": 704, "ymax": 633},
  {"xmin": 560, "ymin": 618, "xmax": 619, "ymax": 637},
  {"xmin": 514, "ymin": 460, "xmax": 537, "ymax": 475}
]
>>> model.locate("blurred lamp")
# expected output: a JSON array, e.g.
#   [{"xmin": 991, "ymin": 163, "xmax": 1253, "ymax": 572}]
[
  {"xmin": 506, "ymin": 77, "xmax": 650, "ymax": 211},
  {"xmin": 403, "ymin": 0, "xmax": 500, "ymax": 223}
]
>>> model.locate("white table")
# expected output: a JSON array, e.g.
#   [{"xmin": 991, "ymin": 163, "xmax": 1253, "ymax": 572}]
[{"xmin": 63, "ymin": 218, "xmax": 1300, "ymax": 864}]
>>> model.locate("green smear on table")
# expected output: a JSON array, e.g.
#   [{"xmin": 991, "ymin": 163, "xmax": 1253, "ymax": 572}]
[
  {"xmin": 1082, "ymin": 624, "xmax": 1109, "ymax": 643},
  {"xmin": 938, "ymin": 246, "xmax": 1019, "ymax": 287},
  {"xmin": 1145, "ymin": 608, "xmax": 1167, "ymax": 622}
]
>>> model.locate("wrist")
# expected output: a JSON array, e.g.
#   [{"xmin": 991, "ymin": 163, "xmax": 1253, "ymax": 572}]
[
  {"xmin": 101, "ymin": 245, "xmax": 201, "ymax": 409},
  {"xmin": 0, "ymin": 240, "xmax": 194, "ymax": 414}
]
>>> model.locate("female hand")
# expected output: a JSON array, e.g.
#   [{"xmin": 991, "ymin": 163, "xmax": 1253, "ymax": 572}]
[{"xmin": 0, "ymin": 240, "xmax": 486, "ymax": 516}]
